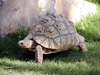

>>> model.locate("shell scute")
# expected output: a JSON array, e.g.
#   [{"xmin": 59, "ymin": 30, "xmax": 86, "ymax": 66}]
[{"xmin": 32, "ymin": 14, "xmax": 77, "ymax": 49}]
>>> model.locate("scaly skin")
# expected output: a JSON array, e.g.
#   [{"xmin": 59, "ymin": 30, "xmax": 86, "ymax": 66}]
[{"xmin": 35, "ymin": 45, "xmax": 44, "ymax": 64}]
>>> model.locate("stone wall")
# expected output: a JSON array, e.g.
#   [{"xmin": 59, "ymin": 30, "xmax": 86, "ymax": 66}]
[
  {"xmin": 0, "ymin": 0, "xmax": 40, "ymax": 37},
  {"xmin": 0, "ymin": 0, "xmax": 96, "ymax": 37},
  {"xmin": 55, "ymin": 0, "xmax": 96, "ymax": 22}
]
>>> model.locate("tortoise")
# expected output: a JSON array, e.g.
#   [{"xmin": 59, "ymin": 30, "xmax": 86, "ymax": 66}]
[{"xmin": 18, "ymin": 13, "xmax": 88, "ymax": 64}]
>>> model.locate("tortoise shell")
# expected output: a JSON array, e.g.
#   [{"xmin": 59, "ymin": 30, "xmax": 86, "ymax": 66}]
[{"xmin": 31, "ymin": 14, "xmax": 78, "ymax": 50}]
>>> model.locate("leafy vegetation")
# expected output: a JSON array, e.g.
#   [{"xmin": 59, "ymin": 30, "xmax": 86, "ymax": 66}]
[
  {"xmin": 76, "ymin": 5, "xmax": 100, "ymax": 41},
  {"xmin": 0, "ymin": 1, "xmax": 100, "ymax": 75},
  {"xmin": 88, "ymin": 0, "xmax": 100, "ymax": 4}
]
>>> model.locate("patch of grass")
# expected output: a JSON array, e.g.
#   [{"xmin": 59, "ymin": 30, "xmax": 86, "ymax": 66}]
[{"xmin": 0, "ymin": 41, "xmax": 100, "ymax": 75}]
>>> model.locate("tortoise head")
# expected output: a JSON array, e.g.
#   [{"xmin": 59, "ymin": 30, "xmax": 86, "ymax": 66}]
[{"xmin": 18, "ymin": 39, "xmax": 33, "ymax": 49}]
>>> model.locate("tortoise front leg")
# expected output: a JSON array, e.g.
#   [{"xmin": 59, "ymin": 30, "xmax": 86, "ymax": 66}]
[{"xmin": 35, "ymin": 45, "xmax": 44, "ymax": 64}]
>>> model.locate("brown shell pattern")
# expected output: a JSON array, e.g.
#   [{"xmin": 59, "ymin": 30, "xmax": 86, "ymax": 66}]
[{"xmin": 32, "ymin": 14, "xmax": 77, "ymax": 49}]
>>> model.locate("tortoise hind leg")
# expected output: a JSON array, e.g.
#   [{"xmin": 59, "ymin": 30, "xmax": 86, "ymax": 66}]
[
  {"xmin": 77, "ymin": 34, "xmax": 88, "ymax": 53},
  {"xmin": 35, "ymin": 45, "xmax": 44, "ymax": 64},
  {"xmin": 78, "ymin": 42, "xmax": 88, "ymax": 53}
]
